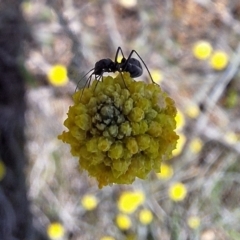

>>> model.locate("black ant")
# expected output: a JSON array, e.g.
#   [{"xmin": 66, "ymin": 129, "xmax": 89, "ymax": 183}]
[{"xmin": 76, "ymin": 46, "xmax": 156, "ymax": 92}]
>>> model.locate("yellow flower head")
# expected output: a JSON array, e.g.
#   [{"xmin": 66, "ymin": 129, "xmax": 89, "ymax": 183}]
[
  {"xmin": 192, "ymin": 41, "xmax": 212, "ymax": 60},
  {"xmin": 47, "ymin": 222, "xmax": 65, "ymax": 240},
  {"xmin": 187, "ymin": 216, "xmax": 201, "ymax": 229},
  {"xmin": 47, "ymin": 64, "xmax": 68, "ymax": 86},
  {"xmin": 225, "ymin": 132, "xmax": 239, "ymax": 144},
  {"xmin": 0, "ymin": 160, "xmax": 6, "ymax": 181},
  {"xmin": 118, "ymin": 0, "xmax": 137, "ymax": 8},
  {"xmin": 156, "ymin": 163, "xmax": 173, "ymax": 179},
  {"xmin": 81, "ymin": 194, "xmax": 98, "ymax": 210},
  {"xmin": 100, "ymin": 237, "xmax": 115, "ymax": 240},
  {"xmin": 116, "ymin": 213, "xmax": 132, "ymax": 230},
  {"xmin": 172, "ymin": 133, "xmax": 186, "ymax": 157},
  {"xmin": 189, "ymin": 138, "xmax": 203, "ymax": 154},
  {"xmin": 210, "ymin": 50, "xmax": 229, "ymax": 70},
  {"xmin": 139, "ymin": 209, "xmax": 153, "ymax": 225},
  {"xmin": 58, "ymin": 73, "xmax": 179, "ymax": 188},
  {"xmin": 168, "ymin": 182, "xmax": 187, "ymax": 202},
  {"xmin": 151, "ymin": 69, "xmax": 163, "ymax": 84},
  {"xmin": 118, "ymin": 191, "xmax": 145, "ymax": 214},
  {"xmin": 116, "ymin": 54, "xmax": 123, "ymax": 63},
  {"xmin": 175, "ymin": 110, "xmax": 185, "ymax": 131},
  {"xmin": 185, "ymin": 104, "xmax": 200, "ymax": 119}
]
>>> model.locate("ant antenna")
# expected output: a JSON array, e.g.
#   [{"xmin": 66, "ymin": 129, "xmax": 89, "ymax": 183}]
[
  {"xmin": 75, "ymin": 68, "xmax": 95, "ymax": 92},
  {"xmin": 79, "ymin": 73, "xmax": 94, "ymax": 101}
]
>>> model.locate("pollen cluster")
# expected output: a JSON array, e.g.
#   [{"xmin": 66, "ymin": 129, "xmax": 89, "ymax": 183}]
[{"xmin": 58, "ymin": 73, "xmax": 178, "ymax": 188}]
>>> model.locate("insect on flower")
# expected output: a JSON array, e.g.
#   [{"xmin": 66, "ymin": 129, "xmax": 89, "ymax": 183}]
[
  {"xmin": 59, "ymin": 46, "xmax": 179, "ymax": 188},
  {"xmin": 76, "ymin": 47, "xmax": 156, "ymax": 91}
]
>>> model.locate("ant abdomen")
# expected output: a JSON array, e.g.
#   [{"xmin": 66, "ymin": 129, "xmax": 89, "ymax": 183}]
[{"xmin": 122, "ymin": 58, "xmax": 143, "ymax": 78}]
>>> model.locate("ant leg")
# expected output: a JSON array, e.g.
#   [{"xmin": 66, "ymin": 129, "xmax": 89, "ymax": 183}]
[
  {"xmin": 75, "ymin": 68, "xmax": 95, "ymax": 92},
  {"xmin": 118, "ymin": 71, "xmax": 129, "ymax": 89},
  {"xmin": 87, "ymin": 74, "xmax": 94, "ymax": 88},
  {"xmin": 79, "ymin": 74, "xmax": 93, "ymax": 101},
  {"xmin": 93, "ymin": 74, "xmax": 103, "ymax": 92},
  {"xmin": 126, "ymin": 50, "xmax": 156, "ymax": 85},
  {"xmin": 115, "ymin": 46, "xmax": 125, "ymax": 63}
]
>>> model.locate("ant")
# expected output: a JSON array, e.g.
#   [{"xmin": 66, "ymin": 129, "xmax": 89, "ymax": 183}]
[{"xmin": 76, "ymin": 46, "xmax": 156, "ymax": 91}]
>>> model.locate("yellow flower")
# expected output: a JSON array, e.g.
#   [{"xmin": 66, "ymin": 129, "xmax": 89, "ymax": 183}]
[
  {"xmin": 185, "ymin": 104, "xmax": 200, "ymax": 118},
  {"xmin": 81, "ymin": 194, "xmax": 98, "ymax": 210},
  {"xmin": 47, "ymin": 64, "xmax": 68, "ymax": 86},
  {"xmin": 225, "ymin": 132, "xmax": 239, "ymax": 144},
  {"xmin": 139, "ymin": 209, "xmax": 153, "ymax": 225},
  {"xmin": 210, "ymin": 51, "xmax": 229, "ymax": 70},
  {"xmin": 100, "ymin": 237, "xmax": 115, "ymax": 240},
  {"xmin": 187, "ymin": 216, "xmax": 201, "ymax": 229},
  {"xmin": 151, "ymin": 69, "xmax": 163, "ymax": 84},
  {"xmin": 172, "ymin": 133, "xmax": 186, "ymax": 157},
  {"xmin": 116, "ymin": 214, "xmax": 132, "ymax": 230},
  {"xmin": 175, "ymin": 110, "xmax": 185, "ymax": 131},
  {"xmin": 118, "ymin": 0, "xmax": 137, "ymax": 8},
  {"xmin": 156, "ymin": 163, "xmax": 173, "ymax": 179},
  {"xmin": 21, "ymin": 1, "xmax": 33, "ymax": 14},
  {"xmin": 168, "ymin": 182, "xmax": 187, "ymax": 201},
  {"xmin": 189, "ymin": 138, "xmax": 203, "ymax": 154},
  {"xmin": 47, "ymin": 222, "xmax": 65, "ymax": 240},
  {"xmin": 118, "ymin": 191, "xmax": 145, "ymax": 214},
  {"xmin": 58, "ymin": 73, "xmax": 179, "ymax": 188},
  {"xmin": 192, "ymin": 41, "xmax": 212, "ymax": 60},
  {"xmin": 116, "ymin": 55, "xmax": 123, "ymax": 63},
  {"xmin": 0, "ymin": 160, "xmax": 6, "ymax": 181}
]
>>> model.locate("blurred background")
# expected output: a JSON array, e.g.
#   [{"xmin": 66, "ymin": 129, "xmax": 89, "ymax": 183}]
[{"xmin": 1, "ymin": 0, "xmax": 240, "ymax": 239}]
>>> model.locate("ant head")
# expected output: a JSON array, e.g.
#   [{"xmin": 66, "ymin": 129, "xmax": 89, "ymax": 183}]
[{"xmin": 94, "ymin": 58, "xmax": 115, "ymax": 75}]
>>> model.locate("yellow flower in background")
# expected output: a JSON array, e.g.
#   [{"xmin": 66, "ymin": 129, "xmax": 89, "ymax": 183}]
[
  {"xmin": 118, "ymin": 191, "xmax": 145, "ymax": 214},
  {"xmin": 47, "ymin": 222, "xmax": 65, "ymax": 240},
  {"xmin": 151, "ymin": 69, "xmax": 163, "ymax": 84},
  {"xmin": 185, "ymin": 104, "xmax": 200, "ymax": 119},
  {"xmin": 139, "ymin": 209, "xmax": 153, "ymax": 225},
  {"xmin": 118, "ymin": 0, "xmax": 137, "ymax": 8},
  {"xmin": 21, "ymin": 1, "xmax": 33, "ymax": 14},
  {"xmin": 47, "ymin": 64, "xmax": 68, "ymax": 86},
  {"xmin": 157, "ymin": 163, "xmax": 173, "ymax": 179},
  {"xmin": 168, "ymin": 182, "xmax": 187, "ymax": 201},
  {"xmin": 116, "ymin": 214, "xmax": 132, "ymax": 230},
  {"xmin": 210, "ymin": 51, "xmax": 229, "ymax": 70},
  {"xmin": 192, "ymin": 41, "xmax": 212, "ymax": 60},
  {"xmin": 81, "ymin": 194, "xmax": 98, "ymax": 210},
  {"xmin": 116, "ymin": 55, "xmax": 123, "ymax": 63},
  {"xmin": 175, "ymin": 110, "xmax": 185, "ymax": 131},
  {"xmin": 0, "ymin": 160, "xmax": 6, "ymax": 181},
  {"xmin": 58, "ymin": 73, "xmax": 178, "ymax": 188},
  {"xmin": 225, "ymin": 132, "xmax": 239, "ymax": 144},
  {"xmin": 100, "ymin": 237, "xmax": 115, "ymax": 240},
  {"xmin": 189, "ymin": 138, "xmax": 203, "ymax": 154},
  {"xmin": 172, "ymin": 133, "xmax": 186, "ymax": 157},
  {"xmin": 187, "ymin": 216, "xmax": 201, "ymax": 229}
]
